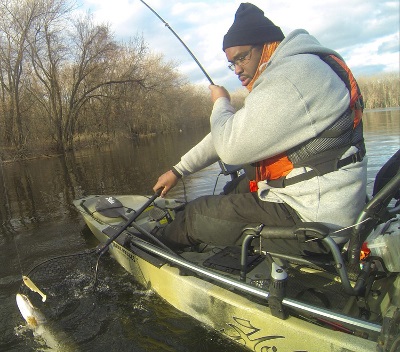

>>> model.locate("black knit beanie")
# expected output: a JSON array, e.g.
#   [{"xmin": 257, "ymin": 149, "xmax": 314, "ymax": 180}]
[{"xmin": 222, "ymin": 3, "xmax": 285, "ymax": 51}]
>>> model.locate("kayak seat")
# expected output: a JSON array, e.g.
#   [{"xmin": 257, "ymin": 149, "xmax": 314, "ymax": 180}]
[{"xmin": 240, "ymin": 149, "xmax": 400, "ymax": 296}]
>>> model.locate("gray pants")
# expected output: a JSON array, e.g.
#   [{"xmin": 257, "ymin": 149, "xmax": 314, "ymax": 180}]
[{"xmin": 163, "ymin": 175, "xmax": 328, "ymax": 255}]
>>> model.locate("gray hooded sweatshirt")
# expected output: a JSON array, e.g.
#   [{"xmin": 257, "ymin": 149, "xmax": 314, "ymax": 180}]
[{"xmin": 173, "ymin": 29, "xmax": 367, "ymax": 243}]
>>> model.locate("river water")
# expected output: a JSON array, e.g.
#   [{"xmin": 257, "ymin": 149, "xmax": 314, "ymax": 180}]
[{"xmin": 0, "ymin": 108, "xmax": 399, "ymax": 351}]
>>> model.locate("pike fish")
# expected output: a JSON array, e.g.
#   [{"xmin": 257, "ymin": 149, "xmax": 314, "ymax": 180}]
[
  {"xmin": 16, "ymin": 293, "xmax": 47, "ymax": 328},
  {"xmin": 16, "ymin": 293, "xmax": 73, "ymax": 351},
  {"xmin": 22, "ymin": 275, "xmax": 47, "ymax": 302}
]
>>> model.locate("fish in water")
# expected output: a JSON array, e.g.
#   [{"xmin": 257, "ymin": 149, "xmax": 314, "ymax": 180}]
[
  {"xmin": 22, "ymin": 275, "xmax": 47, "ymax": 302},
  {"xmin": 16, "ymin": 293, "xmax": 46, "ymax": 328},
  {"xmin": 15, "ymin": 293, "xmax": 73, "ymax": 351}
]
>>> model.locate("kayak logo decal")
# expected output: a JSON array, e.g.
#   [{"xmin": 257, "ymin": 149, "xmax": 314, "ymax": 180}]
[
  {"xmin": 227, "ymin": 317, "xmax": 284, "ymax": 351},
  {"xmin": 105, "ymin": 197, "xmax": 116, "ymax": 204}
]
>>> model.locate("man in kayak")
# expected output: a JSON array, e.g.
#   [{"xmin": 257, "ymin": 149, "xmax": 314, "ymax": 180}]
[{"xmin": 153, "ymin": 3, "xmax": 367, "ymax": 254}]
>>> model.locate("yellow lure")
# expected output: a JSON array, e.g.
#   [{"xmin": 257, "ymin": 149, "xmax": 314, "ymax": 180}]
[{"xmin": 22, "ymin": 276, "xmax": 47, "ymax": 302}]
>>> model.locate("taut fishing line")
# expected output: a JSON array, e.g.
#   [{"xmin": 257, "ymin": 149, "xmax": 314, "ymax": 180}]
[
  {"xmin": 15, "ymin": 189, "xmax": 176, "ymax": 320},
  {"xmin": 140, "ymin": 0, "xmax": 214, "ymax": 85}
]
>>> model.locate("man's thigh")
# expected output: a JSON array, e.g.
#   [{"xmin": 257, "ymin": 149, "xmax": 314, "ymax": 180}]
[{"xmin": 185, "ymin": 193, "xmax": 300, "ymax": 246}]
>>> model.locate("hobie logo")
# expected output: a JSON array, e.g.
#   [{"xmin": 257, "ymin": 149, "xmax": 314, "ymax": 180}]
[
  {"xmin": 227, "ymin": 317, "xmax": 284, "ymax": 351},
  {"xmin": 106, "ymin": 197, "xmax": 115, "ymax": 204}
]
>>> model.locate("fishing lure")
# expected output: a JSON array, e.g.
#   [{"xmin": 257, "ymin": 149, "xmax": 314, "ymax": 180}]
[{"xmin": 22, "ymin": 275, "xmax": 47, "ymax": 302}]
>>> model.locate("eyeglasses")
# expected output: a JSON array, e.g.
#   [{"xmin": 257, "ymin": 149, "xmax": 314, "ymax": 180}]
[{"xmin": 227, "ymin": 46, "xmax": 255, "ymax": 71}]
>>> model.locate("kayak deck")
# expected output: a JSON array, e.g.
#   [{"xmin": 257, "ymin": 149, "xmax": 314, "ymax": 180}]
[{"xmin": 74, "ymin": 194, "xmax": 397, "ymax": 351}]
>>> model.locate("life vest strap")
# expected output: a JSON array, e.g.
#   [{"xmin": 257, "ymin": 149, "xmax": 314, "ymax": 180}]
[{"xmin": 265, "ymin": 149, "xmax": 365, "ymax": 188}]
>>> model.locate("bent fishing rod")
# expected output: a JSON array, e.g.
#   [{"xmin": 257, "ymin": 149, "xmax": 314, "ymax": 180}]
[{"xmin": 140, "ymin": 0, "xmax": 214, "ymax": 85}]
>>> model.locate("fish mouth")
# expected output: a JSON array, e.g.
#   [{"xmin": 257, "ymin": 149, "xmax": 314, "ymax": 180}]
[{"xmin": 16, "ymin": 293, "xmax": 32, "ymax": 309}]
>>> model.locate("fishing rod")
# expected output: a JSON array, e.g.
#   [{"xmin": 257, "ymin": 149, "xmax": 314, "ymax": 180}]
[
  {"xmin": 97, "ymin": 189, "xmax": 162, "ymax": 257},
  {"xmin": 139, "ymin": 0, "xmax": 215, "ymax": 85}
]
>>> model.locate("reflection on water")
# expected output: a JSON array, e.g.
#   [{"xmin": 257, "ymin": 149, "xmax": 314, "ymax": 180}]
[
  {"xmin": 363, "ymin": 108, "xmax": 400, "ymax": 191},
  {"xmin": 0, "ymin": 127, "xmax": 236, "ymax": 352},
  {"xmin": 0, "ymin": 109, "xmax": 399, "ymax": 351}
]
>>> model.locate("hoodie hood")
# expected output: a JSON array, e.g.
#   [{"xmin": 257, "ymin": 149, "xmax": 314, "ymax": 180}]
[{"xmin": 268, "ymin": 29, "xmax": 343, "ymax": 67}]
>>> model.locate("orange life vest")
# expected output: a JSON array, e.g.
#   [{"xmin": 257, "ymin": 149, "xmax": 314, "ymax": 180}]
[{"xmin": 250, "ymin": 54, "xmax": 364, "ymax": 191}]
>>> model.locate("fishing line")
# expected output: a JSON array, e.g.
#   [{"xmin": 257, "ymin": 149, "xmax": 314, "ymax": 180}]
[
  {"xmin": 2, "ymin": 162, "xmax": 26, "ymax": 278},
  {"xmin": 9, "ymin": 219, "xmax": 36, "ymax": 295},
  {"xmin": 7, "ymin": 192, "xmax": 91, "ymax": 301},
  {"xmin": 213, "ymin": 172, "xmax": 223, "ymax": 195},
  {"xmin": 39, "ymin": 190, "xmax": 182, "ymax": 287},
  {"xmin": 34, "ymin": 191, "xmax": 112, "ymax": 288},
  {"xmin": 140, "ymin": 0, "xmax": 214, "ymax": 85},
  {"xmin": 12, "ymin": 231, "xmax": 25, "ymax": 277},
  {"xmin": 23, "ymin": 249, "xmax": 97, "ymax": 278},
  {"xmin": 330, "ymin": 217, "xmax": 372, "ymax": 234}
]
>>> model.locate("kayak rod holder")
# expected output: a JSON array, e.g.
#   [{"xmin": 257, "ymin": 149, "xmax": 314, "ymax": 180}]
[
  {"xmin": 128, "ymin": 238, "xmax": 382, "ymax": 334},
  {"xmin": 240, "ymin": 233, "xmax": 258, "ymax": 282}
]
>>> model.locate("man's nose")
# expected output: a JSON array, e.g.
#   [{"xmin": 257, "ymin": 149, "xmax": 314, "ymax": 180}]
[{"xmin": 234, "ymin": 64, "xmax": 244, "ymax": 75}]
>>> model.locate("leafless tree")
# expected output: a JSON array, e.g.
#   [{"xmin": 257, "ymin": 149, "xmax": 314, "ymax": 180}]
[
  {"xmin": 0, "ymin": 0, "xmax": 38, "ymax": 148},
  {"xmin": 29, "ymin": 12, "xmax": 148, "ymax": 151}
]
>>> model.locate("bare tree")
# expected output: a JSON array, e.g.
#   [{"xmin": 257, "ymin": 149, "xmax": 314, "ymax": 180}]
[
  {"xmin": 29, "ymin": 12, "xmax": 148, "ymax": 151},
  {"xmin": 26, "ymin": 0, "xmax": 73, "ymax": 148},
  {"xmin": 0, "ymin": 0, "xmax": 36, "ymax": 148}
]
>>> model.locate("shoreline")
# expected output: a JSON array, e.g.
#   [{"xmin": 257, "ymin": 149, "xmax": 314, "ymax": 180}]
[{"xmin": 1, "ymin": 107, "xmax": 399, "ymax": 164}]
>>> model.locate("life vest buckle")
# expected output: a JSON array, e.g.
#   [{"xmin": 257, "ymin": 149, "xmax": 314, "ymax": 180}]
[
  {"xmin": 355, "ymin": 98, "xmax": 363, "ymax": 110},
  {"xmin": 351, "ymin": 150, "xmax": 363, "ymax": 163}
]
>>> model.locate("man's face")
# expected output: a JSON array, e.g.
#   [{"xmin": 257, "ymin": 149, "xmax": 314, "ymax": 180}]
[{"xmin": 225, "ymin": 45, "xmax": 263, "ymax": 86}]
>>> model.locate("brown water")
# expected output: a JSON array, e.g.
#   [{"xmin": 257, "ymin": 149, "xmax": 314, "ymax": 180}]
[{"xmin": 0, "ymin": 109, "xmax": 399, "ymax": 351}]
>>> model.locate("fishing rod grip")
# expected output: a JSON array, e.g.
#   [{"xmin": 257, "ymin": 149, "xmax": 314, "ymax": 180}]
[{"xmin": 97, "ymin": 189, "xmax": 162, "ymax": 256}]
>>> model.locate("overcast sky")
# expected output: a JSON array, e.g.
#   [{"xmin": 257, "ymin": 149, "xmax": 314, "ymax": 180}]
[{"xmin": 79, "ymin": 0, "xmax": 399, "ymax": 90}]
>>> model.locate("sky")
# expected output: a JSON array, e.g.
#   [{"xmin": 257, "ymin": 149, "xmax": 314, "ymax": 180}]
[{"xmin": 78, "ymin": 0, "xmax": 399, "ymax": 91}]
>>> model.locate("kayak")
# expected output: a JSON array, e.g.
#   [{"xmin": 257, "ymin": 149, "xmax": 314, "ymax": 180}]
[{"xmin": 73, "ymin": 153, "xmax": 400, "ymax": 351}]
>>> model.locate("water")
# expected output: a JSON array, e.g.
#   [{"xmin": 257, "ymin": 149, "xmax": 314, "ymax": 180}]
[{"xmin": 1, "ymin": 109, "xmax": 399, "ymax": 351}]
